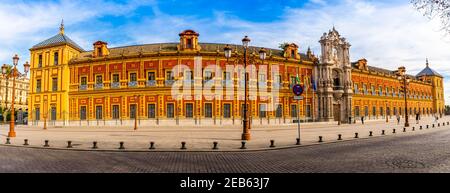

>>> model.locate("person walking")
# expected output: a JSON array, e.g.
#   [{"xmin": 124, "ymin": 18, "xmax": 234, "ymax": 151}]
[
  {"xmin": 396, "ymin": 114, "xmax": 400, "ymax": 125},
  {"xmin": 361, "ymin": 116, "xmax": 364, "ymax": 125},
  {"xmin": 415, "ymin": 113, "xmax": 419, "ymax": 124}
]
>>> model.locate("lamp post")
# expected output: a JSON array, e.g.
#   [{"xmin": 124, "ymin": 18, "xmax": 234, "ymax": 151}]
[
  {"xmin": 223, "ymin": 36, "xmax": 266, "ymax": 141},
  {"xmin": 385, "ymin": 100, "xmax": 388, "ymax": 123},
  {"xmin": 43, "ymin": 98, "xmax": 47, "ymax": 130},
  {"xmin": 134, "ymin": 95, "xmax": 139, "ymax": 130},
  {"xmin": 333, "ymin": 90, "xmax": 344, "ymax": 125},
  {"xmin": 396, "ymin": 66, "xmax": 410, "ymax": 127},
  {"xmin": 1, "ymin": 55, "xmax": 30, "ymax": 137}
]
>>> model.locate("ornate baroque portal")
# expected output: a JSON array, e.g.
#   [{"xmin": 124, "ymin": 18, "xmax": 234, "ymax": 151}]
[{"xmin": 316, "ymin": 27, "xmax": 353, "ymax": 123}]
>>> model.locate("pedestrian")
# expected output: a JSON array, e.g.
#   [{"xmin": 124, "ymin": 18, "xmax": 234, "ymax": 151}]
[
  {"xmin": 348, "ymin": 116, "xmax": 352, "ymax": 124},
  {"xmin": 361, "ymin": 116, "xmax": 364, "ymax": 125},
  {"xmin": 396, "ymin": 114, "xmax": 400, "ymax": 125}
]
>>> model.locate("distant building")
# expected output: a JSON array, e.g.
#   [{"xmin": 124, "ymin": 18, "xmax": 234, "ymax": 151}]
[{"xmin": 0, "ymin": 72, "xmax": 29, "ymax": 111}]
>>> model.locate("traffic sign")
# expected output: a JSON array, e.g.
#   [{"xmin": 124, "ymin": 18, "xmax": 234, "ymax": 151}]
[
  {"xmin": 292, "ymin": 84, "xmax": 304, "ymax": 96},
  {"xmin": 294, "ymin": 96, "xmax": 304, "ymax": 100}
]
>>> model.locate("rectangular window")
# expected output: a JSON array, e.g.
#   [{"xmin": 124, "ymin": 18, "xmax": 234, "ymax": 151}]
[
  {"xmin": 276, "ymin": 104, "xmax": 283, "ymax": 118},
  {"xmin": 166, "ymin": 71, "xmax": 174, "ymax": 80},
  {"xmin": 147, "ymin": 104, "xmax": 155, "ymax": 118},
  {"xmin": 372, "ymin": 106, "xmax": 376, "ymax": 117},
  {"xmin": 185, "ymin": 103, "xmax": 193, "ymax": 118},
  {"xmin": 354, "ymin": 83, "xmax": 359, "ymax": 94},
  {"xmin": 306, "ymin": 105, "xmax": 311, "ymax": 118},
  {"xmin": 96, "ymin": 75, "xmax": 103, "ymax": 84},
  {"xmin": 205, "ymin": 103, "xmax": 213, "ymax": 118},
  {"xmin": 363, "ymin": 84, "xmax": 367, "ymax": 95},
  {"xmin": 130, "ymin": 73, "xmax": 137, "ymax": 82},
  {"xmin": 112, "ymin": 105, "xmax": 120, "ymax": 119},
  {"xmin": 290, "ymin": 76, "xmax": 296, "ymax": 85},
  {"xmin": 54, "ymin": 52, "xmax": 59, "ymax": 65},
  {"xmin": 364, "ymin": 106, "xmax": 369, "ymax": 117},
  {"xmin": 223, "ymin": 72, "xmax": 231, "ymax": 80},
  {"xmin": 35, "ymin": 108, "xmax": 40, "ymax": 121},
  {"xmin": 275, "ymin": 75, "xmax": 282, "ymax": 85},
  {"xmin": 36, "ymin": 79, "xmax": 42, "ymax": 92},
  {"xmin": 379, "ymin": 86, "xmax": 383, "ymax": 96},
  {"xmin": 38, "ymin": 54, "xmax": 42, "ymax": 68},
  {"xmin": 380, "ymin": 107, "xmax": 384, "ymax": 117},
  {"xmin": 129, "ymin": 104, "xmax": 137, "ymax": 119},
  {"xmin": 291, "ymin": 104, "xmax": 298, "ymax": 118},
  {"xmin": 166, "ymin": 103, "xmax": 174, "ymax": 118},
  {"xmin": 355, "ymin": 106, "xmax": 360, "ymax": 117},
  {"xmin": 95, "ymin": 106, "xmax": 102, "ymax": 120},
  {"xmin": 51, "ymin": 107, "xmax": 57, "ymax": 120},
  {"xmin": 187, "ymin": 38, "xmax": 193, "ymax": 49},
  {"xmin": 223, "ymin": 104, "xmax": 231, "ymax": 118},
  {"xmin": 258, "ymin": 74, "xmax": 266, "ymax": 82},
  {"xmin": 371, "ymin": 85, "xmax": 375, "ymax": 95},
  {"xmin": 204, "ymin": 70, "xmax": 213, "ymax": 81},
  {"xmin": 147, "ymin": 72, "xmax": 155, "ymax": 81},
  {"xmin": 81, "ymin": 77, "xmax": 87, "ymax": 85},
  {"xmin": 112, "ymin": 74, "xmax": 119, "ymax": 83},
  {"xmin": 259, "ymin": 104, "xmax": 267, "ymax": 118},
  {"xmin": 80, "ymin": 106, "xmax": 87, "ymax": 120},
  {"xmin": 52, "ymin": 78, "xmax": 57, "ymax": 91},
  {"xmin": 97, "ymin": 48, "xmax": 103, "ymax": 57}
]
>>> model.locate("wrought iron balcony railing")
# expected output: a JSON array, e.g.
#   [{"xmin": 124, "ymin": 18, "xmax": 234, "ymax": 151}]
[
  {"xmin": 79, "ymin": 85, "xmax": 87, "ymax": 91},
  {"xmin": 111, "ymin": 82, "xmax": 120, "ymax": 89},
  {"xmin": 165, "ymin": 80, "xmax": 175, "ymax": 86},
  {"xmin": 94, "ymin": 83, "xmax": 104, "ymax": 90},
  {"xmin": 128, "ymin": 81, "xmax": 138, "ymax": 87},
  {"xmin": 146, "ymin": 80, "xmax": 156, "ymax": 87}
]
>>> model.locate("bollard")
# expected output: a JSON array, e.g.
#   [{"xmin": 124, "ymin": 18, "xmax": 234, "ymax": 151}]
[
  {"xmin": 5, "ymin": 137, "xmax": 10, "ymax": 144},
  {"xmin": 438, "ymin": 123, "xmax": 440, "ymax": 127},
  {"xmin": 296, "ymin": 138, "xmax": 300, "ymax": 145},
  {"xmin": 412, "ymin": 127, "xmax": 415, "ymax": 131},
  {"xmin": 240, "ymin": 141, "xmax": 247, "ymax": 149},
  {"xmin": 44, "ymin": 140, "xmax": 49, "ymax": 147},
  {"xmin": 318, "ymin": 136, "xmax": 323, "ymax": 143},
  {"xmin": 23, "ymin": 139, "xmax": 29, "ymax": 146},
  {"xmin": 337, "ymin": 134, "xmax": 342, "ymax": 140},
  {"xmin": 393, "ymin": 129, "xmax": 396, "ymax": 134},
  {"xmin": 403, "ymin": 128, "xmax": 406, "ymax": 132},
  {"xmin": 181, "ymin": 142, "xmax": 187, "ymax": 150},
  {"xmin": 433, "ymin": 124, "xmax": 435, "ymax": 128},
  {"xmin": 67, "ymin": 141, "xmax": 73, "ymax": 148},
  {"xmin": 420, "ymin": 125, "xmax": 422, "ymax": 130},
  {"xmin": 212, "ymin": 142, "xmax": 218, "ymax": 150},
  {"xmin": 270, "ymin": 140, "xmax": 275, "ymax": 148},
  {"xmin": 382, "ymin": 130, "xmax": 385, "ymax": 135},
  {"xmin": 369, "ymin": 131, "xmax": 373, "ymax": 137},
  {"xmin": 149, "ymin": 142, "xmax": 155, "ymax": 149},
  {"xmin": 427, "ymin": 125, "xmax": 429, "ymax": 129},
  {"xmin": 118, "ymin": 141, "xmax": 125, "ymax": 149},
  {"xmin": 354, "ymin": 133, "xmax": 359, "ymax": 138},
  {"xmin": 447, "ymin": 122, "xmax": 449, "ymax": 125},
  {"xmin": 92, "ymin": 141, "xmax": 98, "ymax": 149}
]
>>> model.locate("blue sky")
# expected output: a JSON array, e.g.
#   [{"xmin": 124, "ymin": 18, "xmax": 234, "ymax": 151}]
[{"xmin": 0, "ymin": 0, "xmax": 449, "ymax": 104}]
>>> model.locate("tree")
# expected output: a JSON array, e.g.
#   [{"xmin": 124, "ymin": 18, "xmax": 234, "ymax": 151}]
[
  {"xmin": 411, "ymin": 0, "xmax": 450, "ymax": 34},
  {"xmin": 445, "ymin": 105, "xmax": 450, "ymax": 115}
]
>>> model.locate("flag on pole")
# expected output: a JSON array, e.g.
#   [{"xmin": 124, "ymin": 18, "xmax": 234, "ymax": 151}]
[
  {"xmin": 304, "ymin": 76, "xmax": 310, "ymax": 91},
  {"xmin": 296, "ymin": 74, "xmax": 301, "ymax": 84},
  {"xmin": 311, "ymin": 75, "xmax": 317, "ymax": 91}
]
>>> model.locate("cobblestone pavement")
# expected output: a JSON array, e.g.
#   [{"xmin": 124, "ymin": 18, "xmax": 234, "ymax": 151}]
[
  {"xmin": 1, "ymin": 116, "xmax": 447, "ymax": 151},
  {"xmin": 1, "ymin": 124, "xmax": 450, "ymax": 172}
]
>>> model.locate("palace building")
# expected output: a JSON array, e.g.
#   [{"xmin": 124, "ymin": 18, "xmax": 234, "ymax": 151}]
[{"xmin": 27, "ymin": 23, "xmax": 445, "ymax": 126}]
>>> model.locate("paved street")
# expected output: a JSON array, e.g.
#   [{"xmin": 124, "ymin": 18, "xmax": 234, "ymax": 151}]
[{"xmin": 1, "ymin": 122, "xmax": 450, "ymax": 172}]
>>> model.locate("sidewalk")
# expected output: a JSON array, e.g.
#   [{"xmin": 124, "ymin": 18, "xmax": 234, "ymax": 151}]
[{"xmin": 0, "ymin": 116, "xmax": 448, "ymax": 151}]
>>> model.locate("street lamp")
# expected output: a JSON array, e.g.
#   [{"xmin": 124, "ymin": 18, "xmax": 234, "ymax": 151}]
[
  {"xmin": 43, "ymin": 98, "xmax": 47, "ymax": 130},
  {"xmin": 333, "ymin": 90, "xmax": 344, "ymax": 125},
  {"xmin": 1, "ymin": 55, "xmax": 30, "ymax": 137},
  {"xmin": 385, "ymin": 100, "xmax": 388, "ymax": 123},
  {"xmin": 396, "ymin": 66, "xmax": 410, "ymax": 127},
  {"xmin": 223, "ymin": 36, "xmax": 266, "ymax": 140},
  {"xmin": 134, "ymin": 95, "xmax": 139, "ymax": 130}
]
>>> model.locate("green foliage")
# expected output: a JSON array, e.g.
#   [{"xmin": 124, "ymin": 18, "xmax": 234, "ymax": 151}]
[{"xmin": 278, "ymin": 42, "xmax": 289, "ymax": 50}]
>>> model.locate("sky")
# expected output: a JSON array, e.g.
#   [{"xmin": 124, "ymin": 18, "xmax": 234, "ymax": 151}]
[{"xmin": 0, "ymin": 0, "xmax": 449, "ymax": 104}]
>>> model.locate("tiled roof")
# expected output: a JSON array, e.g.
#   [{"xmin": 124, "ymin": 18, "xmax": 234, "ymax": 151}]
[
  {"xmin": 32, "ymin": 33, "xmax": 85, "ymax": 52},
  {"xmin": 71, "ymin": 43, "xmax": 311, "ymax": 63},
  {"xmin": 416, "ymin": 65, "xmax": 443, "ymax": 78}
]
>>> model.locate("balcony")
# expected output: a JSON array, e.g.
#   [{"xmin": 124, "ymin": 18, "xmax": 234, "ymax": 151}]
[
  {"xmin": 165, "ymin": 80, "xmax": 175, "ymax": 86},
  {"xmin": 79, "ymin": 85, "xmax": 87, "ymax": 91},
  {"xmin": 203, "ymin": 80, "xmax": 214, "ymax": 87},
  {"xmin": 128, "ymin": 81, "xmax": 138, "ymax": 88},
  {"xmin": 183, "ymin": 79, "xmax": 194, "ymax": 85},
  {"xmin": 94, "ymin": 83, "xmax": 104, "ymax": 90},
  {"xmin": 111, "ymin": 82, "xmax": 120, "ymax": 89},
  {"xmin": 36, "ymin": 87, "xmax": 41, "ymax": 93},
  {"xmin": 258, "ymin": 82, "xmax": 267, "ymax": 88},
  {"xmin": 146, "ymin": 80, "xmax": 156, "ymax": 87},
  {"xmin": 333, "ymin": 86, "xmax": 344, "ymax": 91}
]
